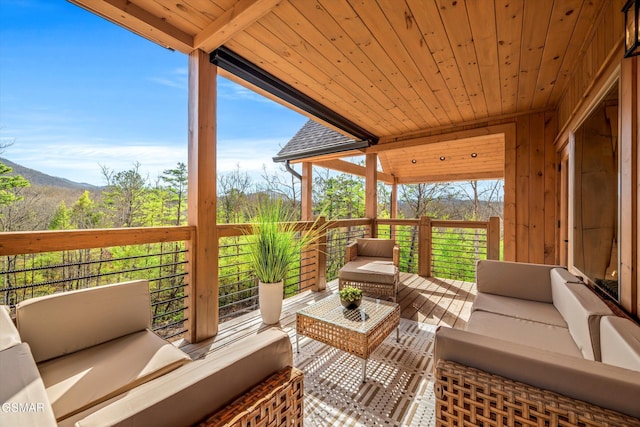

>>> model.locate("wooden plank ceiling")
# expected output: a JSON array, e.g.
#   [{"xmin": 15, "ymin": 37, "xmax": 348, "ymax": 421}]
[{"xmin": 71, "ymin": 0, "xmax": 606, "ymax": 140}]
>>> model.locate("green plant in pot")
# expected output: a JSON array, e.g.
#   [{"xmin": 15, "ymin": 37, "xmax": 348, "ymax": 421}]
[
  {"xmin": 339, "ymin": 286, "xmax": 363, "ymax": 309},
  {"xmin": 245, "ymin": 199, "xmax": 326, "ymax": 324}
]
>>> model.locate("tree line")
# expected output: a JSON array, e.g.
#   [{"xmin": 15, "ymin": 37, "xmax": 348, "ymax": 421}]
[{"xmin": 0, "ymin": 159, "xmax": 503, "ymax": 329}]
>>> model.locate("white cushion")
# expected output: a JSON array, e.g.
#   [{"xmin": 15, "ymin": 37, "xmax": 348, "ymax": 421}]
[
  {"xmin": 471, "ymin": 293, "xmax": 567, "ymax": 327},
  {"xmin": 466, "ymin": 311, "xmax": 582, "ymax": 358},
  {"xmin": 600, "ymin": 316, "xmax": 640, "ymax": 372},
  {"xmin": 16, "ymin": 280, "xmax": 151, "ymax": 363},
  {"xmin": 0, "ymin": 343, "xmax": 57, "ymax": 427},
  {"xmin": 0, "ymin": 305, "xmax": 21, "ymax": 351},
  {"xmin": 551, "ymin": 271, "xmax": 613, "ymax": 360}
]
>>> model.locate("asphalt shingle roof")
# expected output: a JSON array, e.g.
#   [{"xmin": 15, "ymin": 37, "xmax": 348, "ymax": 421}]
[{"xmin": 273, "ymin": 120, "xmax": 361, "ymax": 162}]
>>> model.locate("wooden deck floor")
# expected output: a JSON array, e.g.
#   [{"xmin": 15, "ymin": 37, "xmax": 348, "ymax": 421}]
[{"xmin": 177, "ymin": 273, "xmax": 476, "ymax": 360}]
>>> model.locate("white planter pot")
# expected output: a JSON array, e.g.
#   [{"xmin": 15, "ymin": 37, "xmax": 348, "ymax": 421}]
[{"xmin": 259, "ymin": 280, "xmax": 284, "ymax": 324}]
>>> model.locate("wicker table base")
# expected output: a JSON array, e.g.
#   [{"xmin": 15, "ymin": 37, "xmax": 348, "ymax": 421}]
[{"xmin": 296, "ymin": 294, "xmax": 400, "ymax": 382}]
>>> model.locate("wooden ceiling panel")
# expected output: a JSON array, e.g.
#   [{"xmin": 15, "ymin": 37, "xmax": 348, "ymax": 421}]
[
  {"xmin": 72, "ymin": 0, "xmax": 611, "ymax": 141},
  {"xmin": 316, "ymin": 0, "xmax": 442, "ymax": 130},
  {"xmin": 466, "ymin": 2, "xmax": 501, "ymax": 117},
  {"xmin": 547, "ymin": 0, "xmax": 610, "ymax": 106},
  {"xmin": 434, "ymin": 0, "xmax": 488, "ymax": 119},
  {"xmin": 531, "ymin": 0, "xmax": 584, "ymax": 109},
  {"xmin": 516, "ymin": 0, "xmax": 553, "ymax": 111},
  {"xmin": 495, "ymin": 0, "xmax": 524, "ymax": 115},
  {"xmin": 377, "ymin": 134, "xmax": 505, "ymax": 184}
]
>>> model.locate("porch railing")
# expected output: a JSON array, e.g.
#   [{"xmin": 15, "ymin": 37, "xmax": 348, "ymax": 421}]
[
  {"xmin": 0, "ymin": 217, "xmax": 500, "ymax": 337},
  {"xmin": 0, "ymin": 227, "xmax": 193, "ymax": 340}
]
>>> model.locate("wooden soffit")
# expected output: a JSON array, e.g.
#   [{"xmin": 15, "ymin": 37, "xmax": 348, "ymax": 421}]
[{"xmin": 71, "ymin": 0, "xmax": 611, "ymax": 141}]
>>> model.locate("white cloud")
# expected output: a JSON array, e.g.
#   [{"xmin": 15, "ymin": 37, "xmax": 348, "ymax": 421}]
[{"xmin": 148, "ymin": 67, "xmax": 188, "ymax": 90}]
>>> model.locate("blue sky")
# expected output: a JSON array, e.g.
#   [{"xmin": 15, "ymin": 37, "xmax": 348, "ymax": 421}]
[{"xmin": 0, "ymin": 0, "xmax": 307, "ymax": 186}]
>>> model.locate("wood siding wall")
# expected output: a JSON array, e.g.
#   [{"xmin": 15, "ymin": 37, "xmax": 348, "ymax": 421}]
[{"xmin": 387, "ymin": 112, "xmax": 557, "ymax": 266}]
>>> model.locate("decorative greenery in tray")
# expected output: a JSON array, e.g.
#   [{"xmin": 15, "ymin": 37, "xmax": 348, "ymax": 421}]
[{"xmin": 339, "ymin": 286, "xmax": 363, "ymax": 309}]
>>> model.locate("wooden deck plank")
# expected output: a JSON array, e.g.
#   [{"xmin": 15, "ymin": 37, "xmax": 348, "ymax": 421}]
[{"xmin": 176, "ymin": 274, "xmax": 476, "ymax": 360}]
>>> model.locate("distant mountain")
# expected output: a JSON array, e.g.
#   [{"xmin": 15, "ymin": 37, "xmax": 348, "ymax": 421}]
[{"xmin": 0, "ymin": 157, "xmax": 99, "ymax": 191}]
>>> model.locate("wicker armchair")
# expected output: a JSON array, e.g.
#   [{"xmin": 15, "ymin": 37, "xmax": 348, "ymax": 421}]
[{"xmin": 338, "ymin": 238, "xmax": 400, "ymax": 302}]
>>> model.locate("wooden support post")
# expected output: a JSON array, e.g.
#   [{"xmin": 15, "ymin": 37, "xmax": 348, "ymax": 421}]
[
  {"xmin": 301, "ymin": 162, "xmax": 313, "ymax": 221},
  {"xmin": 300, "ymin": 162, "xmax": 316, "ymax": 290},
  {"xmin": 185, "ymin": 49, "xmax": 218, "ymax": 343},
  {"xmin": 366, "ymin": 153, "xmax": 378, "ymax": 237},
  {"xmin": 390, "ymin": 176, "xmax": 398, "ymax": 241},
  {"xmin": 621, "ymin": 56, "xmax": 638, "ymax": 315},
  {"xmin": 418, "ymin": 216, "xmax": 431, "ymax": 277},
  {"xmin": 314, "ymin": 216, "xmax": 327, "ymax": 291},
  {"xmin": 487, "ymin": 217, "xmax": 501, "ymax": 260}
]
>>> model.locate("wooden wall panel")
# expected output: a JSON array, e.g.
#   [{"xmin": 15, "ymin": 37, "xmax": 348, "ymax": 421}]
[
  {"xmin": 557, "ymin": 0, "xmax": 625, "ymax": 138},
  {"xmin": 377, "ymin": 115, "xmax": 555, "ymax": 265}
]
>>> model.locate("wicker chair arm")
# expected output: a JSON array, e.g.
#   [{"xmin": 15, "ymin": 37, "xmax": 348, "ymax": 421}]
[
  {"xmin": 345, "ymin": 241, "xmax": 358, "ymax": 263},
  {"xmin": 199, "ymin": 367, "xmax": 304, "ymax": 427},
  {"xmin": 392, "ymin": 245, "xmax": 400, "ymax": 267}
]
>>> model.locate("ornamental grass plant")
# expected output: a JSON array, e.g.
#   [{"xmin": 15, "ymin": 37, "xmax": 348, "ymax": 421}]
[{"xmin": 245, "ymin": 200, "xmax": 326, "ymax": 284}]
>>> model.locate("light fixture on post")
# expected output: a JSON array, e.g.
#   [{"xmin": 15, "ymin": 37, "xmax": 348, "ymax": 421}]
[{"xmin": 623, "ymin": 0, "xmax": 640, "ymax": 58}]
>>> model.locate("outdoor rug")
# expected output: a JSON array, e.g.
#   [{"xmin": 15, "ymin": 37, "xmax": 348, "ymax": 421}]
[{"xmin": 293, "ymin": 319, "xmax": 438, "ymax": 427}]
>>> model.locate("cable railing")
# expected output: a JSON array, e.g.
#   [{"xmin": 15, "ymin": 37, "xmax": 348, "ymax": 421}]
[
  {"xmin": 0, "ymin": 217, "xmax": 500, "ymax": 339},
  {"xmin": 0, "ymin": 227, "xmax": 193, "ymax": 340}
]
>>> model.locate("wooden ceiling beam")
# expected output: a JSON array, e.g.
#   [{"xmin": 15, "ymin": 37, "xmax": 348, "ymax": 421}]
[
  {"xmin": 69, "ymin": 0, "xmax": 194, "ymax": 53},
  {"xmin": 314, "ymin": 159, "xmax": 395, "ymax": 184},
  {"xmin": 194, "ymin": 0, "xmax": 281, "ymax": 52},
  {"xmin": 396, "ymin": 170, "xmax": 504, "ymax": 184}
]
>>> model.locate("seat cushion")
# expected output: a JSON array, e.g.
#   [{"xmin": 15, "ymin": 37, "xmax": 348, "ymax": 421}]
[
  {"xmin": 1, "ymin": 305, "xmax": 21, "ymax": 351},
  {"xmin": 0, "ymin": 343, "xmax": 58, "ymax": 427},
  {"xmin": 600, "ymin": 316, "xmax": 640, "ymax": 372},
  {"xmin": 466, "ymin": 311, "xmax": 583, "ymax": 358},
  {"xmin": 73, "ymin": 328, "xmax": 293, "ymax": 427},
  {"xmin": 551, "ymin": 270, "xmax": 613, "ymax": 361},
  {"xmin": 338, "ymin": 257, "xmax": 398, "ymax": 284},
  {"xmin": 38, "ymin": 329, "xmax": 190, "ymax": 421},
  {"xmin": 471, "ymin": 293, "xmax": 568, "ymax": 328},
  {"xmin": 16, "ymin": 280, "xmax": 151, "ymax": 363},
  {"xmin": 356, "ymin": 238, "xmax": 395, "ymax": 258}
]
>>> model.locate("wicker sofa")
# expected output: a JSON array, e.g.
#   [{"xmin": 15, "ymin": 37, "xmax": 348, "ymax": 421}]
[
  {"xmin": 434, "ymin": 260, "xmax": 640, "ymax": 426},
  {"xmin": 338, "ymin": 238, "xmax": 400, "ymax": 302},
  {"xmin": 0, "ymin": 280, "xmax": 303, "ymax": 427}
]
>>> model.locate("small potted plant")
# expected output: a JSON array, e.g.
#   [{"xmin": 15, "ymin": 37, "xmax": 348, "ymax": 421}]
[{"xmin": 339, "ymin": 286, "xmax": 363, "ymax": 309}]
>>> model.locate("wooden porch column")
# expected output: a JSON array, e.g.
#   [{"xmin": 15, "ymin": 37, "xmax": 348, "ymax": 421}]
[
  {"xmin": 186, "ymin": 49, "xmax": 218, "ymax": 343},
  {"xmin": 418, "ymin": 216, "xmax": 431, "ymax": 277},
  {"xmin": 487, "ymin": 216, "xmax": 501, "ymax": 260},
  {"xmin": 301, "ymin": 162, "xmax": 313, "ymax": 220},
  {"xmin": 390, "ymin": 176, "xmax": 398, "ymax": 241},
  {"xmin": 366, "ymin": 153, "xmax": 378, "ymax": 237}
]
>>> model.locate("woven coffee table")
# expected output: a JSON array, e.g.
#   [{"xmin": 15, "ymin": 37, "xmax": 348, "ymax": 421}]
[{"xmin": 296, "ymin": 294, "xmax": 400, "ymax": 382}]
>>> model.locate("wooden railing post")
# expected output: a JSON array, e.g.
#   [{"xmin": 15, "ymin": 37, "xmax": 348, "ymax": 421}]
[
  {"xmin": 370, "ymin": 218, "xmax": 377, "ymax": 238},
  {"xmin": 418, "ymin": 216, "xmax": 431, "ymax": 277},
  {"xmin": 314, "ymin": 216, "xmax": 327, "ymax": 291},
  {"xmin": 487, "ymin": 216, "xmax": 501, "ymax": 260}
]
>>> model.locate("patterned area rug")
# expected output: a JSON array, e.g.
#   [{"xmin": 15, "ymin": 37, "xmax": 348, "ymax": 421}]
[{"xmin": 294, "ymin": 319, "xmax": 437, "ymax": 427}]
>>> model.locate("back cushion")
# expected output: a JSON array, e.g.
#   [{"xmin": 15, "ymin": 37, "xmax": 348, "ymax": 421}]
[
  {"xmin": 357, "ymin": 238, "xmax": 395, "ymax": 258},
  {"xmin": 600, "ymin": 316, "xmax": 640, "ymax": 371},
  {"xmin": 476, "ymin": 260, "xmax": 557, "ymax": 303},
  {"xmin": 551, "ymin": 269, "xmax": 613, "ymax": 360},
  {"xmin": 16, "ymin": 280, "xmax": 150, "ymax": 363}
]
